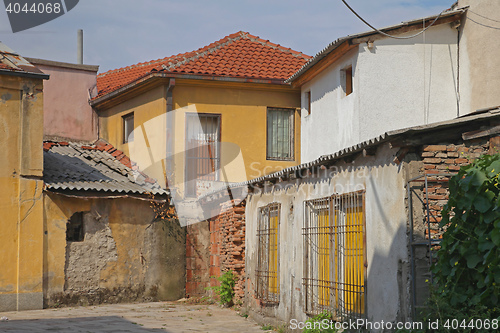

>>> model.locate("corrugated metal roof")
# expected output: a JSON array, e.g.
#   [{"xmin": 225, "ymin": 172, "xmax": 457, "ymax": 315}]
[
  {"xmin": 286, "ymin": 7, "xmax": 467, "ymax": 84},
  {"xmin": 0, "ymin": 42, "xmax": 49, "ymax": 78},
  {"xmin": 200, "ymin": 108, "xmax": 500, "ymax": 200},
  {"xmin": 43, "ymin": 141, "xmax": 168, "ymax": 196}
]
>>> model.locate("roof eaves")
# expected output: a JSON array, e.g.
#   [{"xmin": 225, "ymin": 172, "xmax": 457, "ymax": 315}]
[
  {"xmin": 286, "ymin": 7, "xmax": 467, "ymax": 84},
  {"xmin": 200, "ymin": 108, "xmax": 500, "ymax": 200},
  {"xmin": 91, "ymin": 71, "xmax": 291, "ymax": 108},
  {"xmin": 0, "ymin": 68, "xmax": 49, "ymax": 80}
]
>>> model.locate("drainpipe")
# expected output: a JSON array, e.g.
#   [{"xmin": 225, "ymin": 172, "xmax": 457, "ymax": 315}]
[{"xmin": 165, "ymin": 79, "xmax": 175, "ymax": 189}]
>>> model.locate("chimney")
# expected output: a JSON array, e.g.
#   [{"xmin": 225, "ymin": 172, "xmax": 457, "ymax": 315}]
[{"xmin": 77, "ymin": 29, "xmax": 83, "ymax": 64}]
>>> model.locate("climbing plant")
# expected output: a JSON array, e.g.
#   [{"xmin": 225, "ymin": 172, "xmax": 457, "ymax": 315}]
[{"xmin": 433, "ymin": 154, "xmax": 500, "ymax": 309}]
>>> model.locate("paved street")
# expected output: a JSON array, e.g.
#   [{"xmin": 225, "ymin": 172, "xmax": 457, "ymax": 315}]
[{"xmin": 0, "ymin": 301, "xmax": 265, "ymax": 333}]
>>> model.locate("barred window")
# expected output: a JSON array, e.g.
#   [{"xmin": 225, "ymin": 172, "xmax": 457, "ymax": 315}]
[
  {"xmin": 256, "ymin": 203, "xmax": 280, "ymax": 304},
  {"xmin": 267, "ymin": 108, "xmax": 294, "ymax": 161},
  {"xmin": 303, "ymin": 191, "xmax": 365, "ymax": 319}
]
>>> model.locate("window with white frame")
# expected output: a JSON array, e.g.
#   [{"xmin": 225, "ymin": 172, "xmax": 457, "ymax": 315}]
[
  {"xmin": 266, "ymin": 108, "xmax": 294, "ymax": 161},
  {"xmin": 303, "ymin": 191, "xmax": 365, "ymax": 319},
  {"xmin": 256, "ymin": 203, "xmax": 280, "ymax": 304}
]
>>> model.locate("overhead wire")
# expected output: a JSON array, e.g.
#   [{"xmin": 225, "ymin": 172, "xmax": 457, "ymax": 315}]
[
  {"xmin": 340, "ymin": 0, "xmax": 445, "ymax": 39},
  {"xmin": 468, "ymin": 10, "xmax": 500, "ymax": 24}
]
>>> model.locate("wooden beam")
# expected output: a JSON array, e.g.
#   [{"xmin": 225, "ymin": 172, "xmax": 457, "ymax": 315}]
[
  {"xmin": 462, "ymin": 124, "xmax": 500, "ymax": 141},
  {"xmin": 291, "ymin": 41, "xmax": 358, "ymax": 88}
]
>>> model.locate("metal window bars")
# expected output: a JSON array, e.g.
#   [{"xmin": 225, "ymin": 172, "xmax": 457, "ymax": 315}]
[
  {"xmin": 303, "ymin": 191, "xmax": 366, "ymax": 320},
  {"xmin": 256, "ymin": 203, "xmax": 280, "ymax": 304},
  {"xmin": 185, "ymin": 114, "xmax": 221, "ymax": 196},
  {"xmin": 267, "ymin": 108, "xmax": 294, "ymax": 161}
]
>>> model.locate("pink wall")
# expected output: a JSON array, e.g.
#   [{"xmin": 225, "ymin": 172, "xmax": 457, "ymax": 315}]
[{"xmin": 28, "ymin": 59, "xmax": 99, "ymax": 142}]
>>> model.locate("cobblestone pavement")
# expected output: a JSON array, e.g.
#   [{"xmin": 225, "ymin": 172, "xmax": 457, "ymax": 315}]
[{"xmin": 0, "ymin": 301, "xmax": 265, "ymax": 333}]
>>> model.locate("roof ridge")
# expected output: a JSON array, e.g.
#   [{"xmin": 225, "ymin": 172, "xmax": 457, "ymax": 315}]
[
  {"xmin": 98, "ymin": 31, "xmax": 247, "ymax": 79},
  {"xmin": 161, "ymin": 31, "xmax": 246, "ymax": 72},
  {"xmin": 243, "ymin": 33, "xmax": 311, "ymax": 59}
]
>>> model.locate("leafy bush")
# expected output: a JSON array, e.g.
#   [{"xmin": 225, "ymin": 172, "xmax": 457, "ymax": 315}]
[
  {"xmin": 209, "ymin": 270, "xmax": 237, "ymax": 306},
  {"xmin": 433, "ymin": 154, "xmax": 500, "ymax": 309},
  {"xmin": 408, "ymin": 154, "xmax": 500, "ymax": 332}
]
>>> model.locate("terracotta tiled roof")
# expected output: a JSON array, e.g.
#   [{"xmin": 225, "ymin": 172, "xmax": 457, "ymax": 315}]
[
  {"xmin": 96, "ymin": 31, "xmax": 310, "ymax": 99},
  {"xmin": 43, "ymin": 140, "xmax": 167, "ymax": 195}
]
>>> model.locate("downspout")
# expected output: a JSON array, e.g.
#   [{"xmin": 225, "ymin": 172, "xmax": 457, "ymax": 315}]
[{"xmin": 165, "ymin": 79, "xmax": 176, "ymax": 189}]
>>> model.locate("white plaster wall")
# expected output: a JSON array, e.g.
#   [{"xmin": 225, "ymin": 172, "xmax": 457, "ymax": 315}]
[
  {"xmin": 301, "ymin": 24, "xmax": 458, "ymax": 163},
  {"xmin": 301, "ymin": 49, "xmax": 360, "ymax": 163},
  {"xmin": 245, "ymin": 144, "xmax": 409, "ymax": 326},
  {"xmin": 358, "ymin": 24, "xmax": 459, "ymax": 140},
  {"xmin": 457, "ymin": 0, "xmax": 500, "ymax": 114}
]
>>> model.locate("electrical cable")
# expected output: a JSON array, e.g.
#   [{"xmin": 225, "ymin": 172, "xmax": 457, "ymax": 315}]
[
  {"xmin": 340, "ymin": 0, "xmax": 445, "ymax": 39},
  {"xmin": 468, "ymin": 10, "xmax": 500, "ymax": 24}
]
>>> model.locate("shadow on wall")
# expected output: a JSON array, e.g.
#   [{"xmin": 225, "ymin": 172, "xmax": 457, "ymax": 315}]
[
  {"xmin": 0, "ymin": 316, "xmax": 168, "ymax": 332},
  {"xmin": 367, "ymin": 224, "xmax": 410, "ymax": 324}
]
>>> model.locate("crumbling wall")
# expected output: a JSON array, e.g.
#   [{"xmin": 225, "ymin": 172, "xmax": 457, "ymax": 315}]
[
  {"xmin": 185, "ymin": 221, "xmax": 210, "ymax": 297},
  {"xmin": 211, "ymin": 199, "xmax": 246, "ymax": 301},
  {"xmin": 185, "ymin": 198, "xmax": 246, "ymax": 302},
  {"xmin": 64, "ymin": 212, "xmax": 118, "ymax": 291},
  {"xmin": 43, "ymin": 193, "xmax": 185, "ymax": 307}
]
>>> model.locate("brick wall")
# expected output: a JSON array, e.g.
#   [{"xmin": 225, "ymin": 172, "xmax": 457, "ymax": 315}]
[
  {"xmin": 185, "ymin": 198, "xmax": 246, "ymax": 301},
  {"xmin": 209, "ymin": 199, "xmax": 246, "ymax": 301},
  {"xmin": 421, "ymin": 139, "xmax": 490, "ymax": 240}
]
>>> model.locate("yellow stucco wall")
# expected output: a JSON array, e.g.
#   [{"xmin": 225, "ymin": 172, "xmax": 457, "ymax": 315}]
[
  {"xmin": 43, "ymin": 193, "xmax": 185, "ymax": 306},
  {"xmin": 97, "ymin": 79, "xmax": 301, "ymax": 195},
  {"xmin": 0, "ymin": 75, "xmax": 44, "ymax": 311}
]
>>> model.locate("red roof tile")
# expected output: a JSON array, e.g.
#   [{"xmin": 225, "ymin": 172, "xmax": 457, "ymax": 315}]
[{"xmin": 96, "ymin": 31, "xmax": 310, "ymax": 99}]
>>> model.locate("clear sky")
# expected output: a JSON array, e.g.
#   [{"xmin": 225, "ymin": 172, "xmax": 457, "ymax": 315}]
[{"xmin": 0, "ymin": 0, "xmax": 455, "ymax": 73}]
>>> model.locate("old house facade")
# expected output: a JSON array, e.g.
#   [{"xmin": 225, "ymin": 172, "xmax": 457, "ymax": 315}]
[
  {"xmin": 196, "ymin": 0, "xmax": 500, "ymax": 328},
  {"xmin": 91, "ymin": 31, "xmax": 310, "ymax": 198},
  {"xmin": 242, "ymin": 110, "xmax": 500, "ymax": 325},
  {"xmin": 90, "ymin": 32, "xmax": 311, "ymax": 298},
  {"xmin": 42, "ymin": 140, "xmax": 184, "ymax": 306},
  {"xmin": 0, "ymin": 42, "xmax": 49, "ymax": 311}
]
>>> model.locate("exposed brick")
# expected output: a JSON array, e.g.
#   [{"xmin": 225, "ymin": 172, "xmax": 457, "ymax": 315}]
[
  {"xmin": 423, "ymin": 158, "xmax": 442, "ymax": 164},
  {"xmin": 422, "ymin": 152, "xmax": 436, "ymax": 157},
  {"xmin": 455, "ymin": 158, "xmax": 469, "ymax": 164},
  {"xmin": 428, "ymin": 194, "xmax": 447, "ymax": 200},
  {"xmin": 447, "ymin": 152, "xmax": 459, "ymax": 158},
  {"xmin": 423, "ymin": 145, "xmax": 447, "ymax": 152}
]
